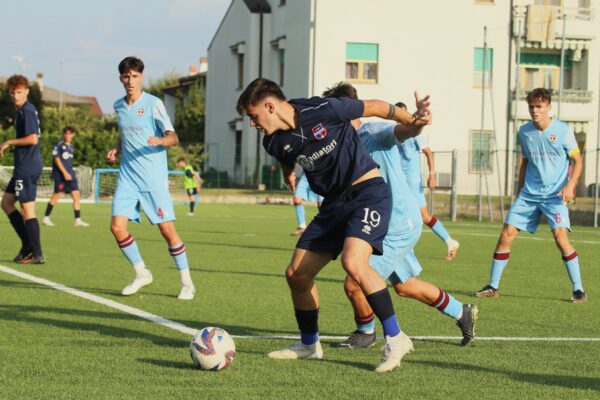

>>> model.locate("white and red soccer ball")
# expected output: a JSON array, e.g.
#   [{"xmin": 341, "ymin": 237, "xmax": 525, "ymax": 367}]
[{"xmin": 189, "ymin": 327, "xmax": 236, "ymax": 371}]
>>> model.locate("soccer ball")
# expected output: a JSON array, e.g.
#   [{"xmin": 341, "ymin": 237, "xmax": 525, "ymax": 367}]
[{"xmin": 189, "ymin": 327, "xmax": 236, "ymax": 371}]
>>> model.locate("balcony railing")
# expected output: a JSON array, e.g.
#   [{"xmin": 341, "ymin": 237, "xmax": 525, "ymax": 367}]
[{"xmin": 515, "ymin": 88, "xmax": 593, "ymax": 103}]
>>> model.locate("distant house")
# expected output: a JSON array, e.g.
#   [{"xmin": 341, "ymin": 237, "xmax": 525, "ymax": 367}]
[
  {"xmin": 0, "ymin": 74, "xmax": 102, "ymax": 116},
  {"xmin": 162, "ymin": 57, "xmax": 208, "ymax": 142},
  {"xmin": 35, "ymin": 73, "xmax": 102, "ymax": 116}
]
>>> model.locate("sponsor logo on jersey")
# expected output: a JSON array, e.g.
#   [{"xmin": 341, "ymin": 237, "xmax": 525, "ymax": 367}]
[
  {"xmin": 312, "ymin": 123, "xmax": 327, "ymax": 140},
  {"xmin": 137, "ymin": 108, "xmax": 145, "ymax": 116},
  {"xmin": 549, "ymin": 134, "xmax": 556, "ymax": 143},
  {"xmin": 296, "ymin": 140, "xmax": 337, "ymax": 171},
  {"xmin": 283, "ymin": 144, "xmax": 293, "ymax": 153}
]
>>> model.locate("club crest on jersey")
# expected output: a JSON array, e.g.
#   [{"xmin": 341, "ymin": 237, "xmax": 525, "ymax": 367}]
[
  {"xmin": 137, "ymin": 108, "xmax": 145, "ymax": 116},
  {"xmin": 312, "ymin": 123, "xmax": 327, "ymax": 140},
  {"xmin": 549, "ymin": 134, "xmax": 557, "ymax": 143}
]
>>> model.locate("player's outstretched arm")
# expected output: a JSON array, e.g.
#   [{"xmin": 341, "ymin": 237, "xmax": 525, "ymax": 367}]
[
  {"xmin": 147, "ymin": 130, "xmax": 179, "ymax": 147},
  {"xmin": 559, "ymin": 151, "xmax": 582, "ymax": 203},
  {"xmin": 363, "ymin": 95, "xmax": 431, "ymax": 126}
]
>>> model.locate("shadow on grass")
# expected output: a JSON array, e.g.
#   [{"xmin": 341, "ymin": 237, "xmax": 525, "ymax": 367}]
[
  {"xmin": 188, "ymin": 268, "xmax": 345, "ymax": 285},
  {"xmin": 412, "ymin": 360, "xmax": 600, "ymax": 391},
  {"xmin": 138, "ymin": 237, "xmax": 291, "ymax": 253},
  {"xmin": 138, "ymin": 358, "xmax": 195, "ymax": 370}
]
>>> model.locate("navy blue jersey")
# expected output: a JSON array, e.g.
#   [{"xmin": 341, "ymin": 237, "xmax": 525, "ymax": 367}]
[
  {"xmin": 51, "ymin": 140, "xmax": 74, "ymax": 179},
  {"xmin": 263, "ymin": 97, "xmax": 377, "ymax": 197},
  {"xmin": 14, "ymin": 101, "xmax": 42, "ymax": 176}
]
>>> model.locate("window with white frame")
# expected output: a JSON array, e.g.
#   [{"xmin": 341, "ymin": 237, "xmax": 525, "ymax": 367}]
[
  {"xmin": 345, "ymin": 43, "xmax": 378, "ymax": 83},
  {"xmin": 469, "ymin": 130, "xmax": 493, "ymax": 173}
]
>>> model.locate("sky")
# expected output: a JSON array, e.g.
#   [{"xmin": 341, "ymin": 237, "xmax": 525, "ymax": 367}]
[{"xmin": 0, "ymin": 0, "xmax": 231, "ymax": 114}]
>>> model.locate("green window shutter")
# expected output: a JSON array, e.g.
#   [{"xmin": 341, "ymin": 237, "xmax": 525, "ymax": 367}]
[
  {"xmin": 520, "ymin": 53, "xmax": 571, "ymax": 68},
  {"xmin": 474, "ymin": 48, "xmax": 494, "ymax": 71},
  {"xmin": 346, "ymin": 43, "xmax": 378, "ymax": 61}
]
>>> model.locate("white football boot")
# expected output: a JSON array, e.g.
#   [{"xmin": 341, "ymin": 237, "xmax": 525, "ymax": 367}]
[
  {"xmin": 267, "ymin": 341, "xmax": 323, "ymax": 360},
  {"xmin": 121, "ymin": 271, "xmax": 153, "ymax": 296},
  {"xmin": 177, "ymin": 285, "xmax": 196, "ymax": 300},
  {"xmin": 42, "ymin": 216, "xmax": 55, "ymax": 226},
  {"xmin": 74, "ymin": 219, "xmax": 90, "ymax": 227},
  {"xmin": 375, "ymin": 332, "xmax": 414, "ymax": 373}
]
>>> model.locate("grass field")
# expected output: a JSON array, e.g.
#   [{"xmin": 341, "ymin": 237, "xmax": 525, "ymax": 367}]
[{"xmin": 0, "ymin": 203, "xmax": 599, "ymax": 399}]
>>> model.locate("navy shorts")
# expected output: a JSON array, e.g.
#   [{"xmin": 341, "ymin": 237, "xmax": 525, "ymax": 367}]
[
  {"xmin": 54, "ymin": 178, "xmax": 79, "ymax": 194},
  {"xmin": 5, "ymin": 174, "xmax": 41, "ymax": 203},
  {"xmin": 296, "ymin": 177, "xmax": 391, "ymax": 259}
]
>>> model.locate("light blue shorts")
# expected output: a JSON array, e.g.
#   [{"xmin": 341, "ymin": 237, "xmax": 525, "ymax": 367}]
[
  {"xmin": 505, "ymin": 195, "xmax": 571, "ymax": 234},
  {"xmin": 369, "ymin": 226, "xmax": 422, "ymax": 283},
  {"xmin": 112, "ymin": 183, "xmax": 175, "ymax": 225},
  {"xmin": 295, "ymin": 175, "xmax": 323, "ymax": 203}
]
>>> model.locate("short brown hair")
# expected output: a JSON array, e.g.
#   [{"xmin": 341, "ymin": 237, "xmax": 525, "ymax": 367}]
[
  {"xmin": 322, "ymin": 82, "xmax": 358, "ymax": 99},
  {"xmin": 63, "ymin": 126, "xmax": 76, "ymax": 134},
  {"xmin": 7, "ymin": 74, "xmax": 29, "ymax": 90},
  {"xmin": 526, "ymin": 88, "xmax": 552, "ymax": 104},
  {"xmin": 236, "ymin": 78, "xmax": 286, "ymax": 115},
  {"xmin": 118, "ymin": 56, "xmax": 144, "ymax": 74}
]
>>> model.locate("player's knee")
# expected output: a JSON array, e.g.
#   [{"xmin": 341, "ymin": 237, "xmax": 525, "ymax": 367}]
[
  {"xmin": 110, "ymin": 222, "xmax": 126, "ymax": 238},
  {"xmin": 292, "ymin": 197, "xmax": 302, "ymax": 206},
  {"xmin": 285, "ymin": 264, "xmax": 310, "ymax": 290},
  {"xmin": 340, "ymin": 255, "xmax": 365, "ymax": 281}
]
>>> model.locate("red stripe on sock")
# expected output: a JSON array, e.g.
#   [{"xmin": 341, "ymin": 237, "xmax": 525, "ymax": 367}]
[
  {"xmin": 118, "ymin": 235, "xmax": 134, "ymax": 249},
  {"xmin": 426, "ymin": 216, "xmax": 438, "ymax": 228},
  {"xmin": 436, "ymin": 291, "xmax": 450, "ymax": 311},
  {"xmin": 493, "ymin": 252, "xmax": 510, "ymax": 260},
  {"xmin": 170, "ymin": 248, "xmax": 186, "ymax": 257},
  {"xmin": 169, "ymin": 243, "xmax": 185, "ymax": 254},
  {"xmin": 562, "ymin": 251, "xmax": 578, "ymax": 262},
  {"xmin": 355, "ymin": 313, "xmax": 374, "ymax": 325}
]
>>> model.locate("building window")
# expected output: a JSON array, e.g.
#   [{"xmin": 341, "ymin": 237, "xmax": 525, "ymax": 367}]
[
  {"xmin": 469, "ymin": 130, "xmax": 493, "ymax": 173},
  {"xmin": 279, "ymin": 49, "xmax": 285, "ymax": 86},
  {"xmin": 519, "ymin": 52, "xmax": 570, "ymax": 91},
  {"xmin": 473, "ymin": 47, "xmax": 493, "ymax": 87},
  {"xmin": 345, "ymin": 43, "xmax": 378, "ymax": 83}
]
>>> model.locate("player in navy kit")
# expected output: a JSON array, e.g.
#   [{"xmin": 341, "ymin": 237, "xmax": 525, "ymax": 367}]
[
  {"xmin": 237, "ymin": 78, "xmax": 431, "ymax": 372},
  {"xmin": 0, "ymin": 75, "xmax": 44, "ymax": 264},
  {"xmin": 43, "ymin": 126, "xmax": 90, "ymax": 227}
]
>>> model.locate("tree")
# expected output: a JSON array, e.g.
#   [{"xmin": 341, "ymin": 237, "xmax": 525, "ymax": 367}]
[
  {"xmin": 144, "ymin": 72, "xmax": 180, "ymax": 100},
  {"xmin": 175, "ymin": 81, "xmax": 205, "ymax": 144}
]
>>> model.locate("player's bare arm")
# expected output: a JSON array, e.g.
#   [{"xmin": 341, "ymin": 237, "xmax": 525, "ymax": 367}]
[
  {"xmin": 559, "ymin": 151, "xmax": 582, "ymax": 203},
  {"xmin": 147, "ymin": 130, "xmax": 179, "ymax": 147},
  {"xmin": 363, "ymin": 93, "xmax": 431, "ymax": 126},
  {"xmin": 106, "ymin": 139, "xmax": 121, "ymax": 163},
  {"xmin": 281, "ymin": 164, "xmax": 296, "ymax": 192},
  {"xmin": 54, "ymin": 156, "xmax": 73, "ymax": 181},
  {"xmin": 393, "ymin": 123, "xmax": 425, "ymax": 143},
  {"xmin": 423, "ymin": 147, "xmax": 436, "ymax": 189},
  {"xmin": 0, "ymin": 133, "xmax": 39, "ymax": 157},
  {"xmin": 516, "ymin": 156, "xmax": 528, "ymax": 195}
]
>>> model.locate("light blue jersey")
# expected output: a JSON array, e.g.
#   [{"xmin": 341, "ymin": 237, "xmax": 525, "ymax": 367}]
[
  {"xmin": 518, "ymin": 119, "xmax": 579, "ymax": 201},
  {"xmin": 397, "ymin": 135, "xmax": 428, "ymax": 185},
  {"xmin": 114, "ymin": 92, "xmax": 174, "ymax": 191},
  {"xmin": 358, "ymin": 122, "xmax": 423, "ymax": 281}
]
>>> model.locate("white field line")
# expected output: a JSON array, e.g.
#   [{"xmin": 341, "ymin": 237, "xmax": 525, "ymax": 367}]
[
  {"xmin": 422, "ymin": 230, "xmax": 600, "ymax": 245},
  {"xmin": 1, "ymin": 264, "xmax": 599, "ymax": 343}
]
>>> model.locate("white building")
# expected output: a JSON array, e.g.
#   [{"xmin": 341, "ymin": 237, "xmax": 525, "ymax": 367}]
[{"xmin": 205, "ymin": 0, "xmax": 600, "ymax": 196}]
